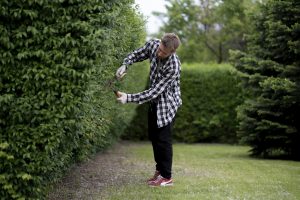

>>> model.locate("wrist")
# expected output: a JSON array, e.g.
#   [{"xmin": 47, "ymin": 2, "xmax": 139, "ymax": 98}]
[
  {"xmin": 126, "ymin": 94, "xmax": 132, "ymax": 102},
  {"xmin": 122, "ymin": 63, "xmax": 129, "ymax": 69}
]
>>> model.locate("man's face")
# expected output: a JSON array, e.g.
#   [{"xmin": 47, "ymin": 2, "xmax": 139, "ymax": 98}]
[{"xmin": 156, "ymin": 43, "xmax": 173, "ymax": 59}]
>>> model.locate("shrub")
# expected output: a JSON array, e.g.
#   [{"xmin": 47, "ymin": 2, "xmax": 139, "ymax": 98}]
[
  {"xmin": 0, "ymin": 0, "xmax": 145, "ymax": 199},
  {"xmin": 116, "ymin": 62, "xmax": 150, "ymax": 141},
  {"xmin": 121, "ymin": 63, "xmax": 246, "ymax": 143},
  {"xmin": 174, "ymin": 63, "xmax": 245, "ymax": 143}
]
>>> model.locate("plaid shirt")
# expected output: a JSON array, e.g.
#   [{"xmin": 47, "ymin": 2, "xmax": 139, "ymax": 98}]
[{"xmin": 123, "ymin": 39, "xmax": 182, "ymax": 128}]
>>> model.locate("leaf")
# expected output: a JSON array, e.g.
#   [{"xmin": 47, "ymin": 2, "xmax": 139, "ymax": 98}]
[
  {"xmin": 21, "ymin": 173, "xmax": 33, "ymax": 181},
  {"xmin": 0, "ymin": 142, "xmax": 9, "ymax": 149}
]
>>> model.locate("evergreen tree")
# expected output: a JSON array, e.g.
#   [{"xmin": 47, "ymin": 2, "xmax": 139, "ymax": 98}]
[{"xmin": 230, "ymin": 0, "xmax": 300, "ymax": 159}]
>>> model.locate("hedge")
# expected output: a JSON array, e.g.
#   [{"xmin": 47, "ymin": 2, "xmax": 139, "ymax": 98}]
[
  {"xmin": 174, "ymin": 63, "xmax": 246, "ymax": 143},
  {"xmin": 120, "ymin": 62, "xmax": 150, "ymax": 141},
  {"xmin": 0, "ymin": 0, "xmax": 145, "ymax": 199},
  {"xmin": 122, "ymin": 63, "xmax": 246, "ymax": 143}
]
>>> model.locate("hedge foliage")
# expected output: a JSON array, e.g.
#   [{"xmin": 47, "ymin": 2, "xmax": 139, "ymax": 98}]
[
  {"xmin": 175, "ymin": 63, "xmax": 246, "ymax": 143},
  {"xmin": 121, "ymin": 62, "xmax": 150, "ymax": 141},
  {"xmin": 0, "ymin": 0, "xmax": 145, "ymax": 199},
  {"xmin": 121, "ymin": 63, "xmax": 246, "ymax": 143}
]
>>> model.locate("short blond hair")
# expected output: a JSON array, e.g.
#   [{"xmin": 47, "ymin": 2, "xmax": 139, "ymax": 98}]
[{"xmin": 161, "ymin": 33, "xmax": 181, "ymax": 52}]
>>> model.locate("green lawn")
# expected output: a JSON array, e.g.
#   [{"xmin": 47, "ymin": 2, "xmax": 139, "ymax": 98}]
[{"xmin": 99, "ymin": 143, "xmax": 300, "ymax": 200}]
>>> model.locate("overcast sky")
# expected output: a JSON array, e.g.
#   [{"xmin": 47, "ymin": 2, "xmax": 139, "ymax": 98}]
[{"xmin": 134, "ymin": 0, "xmax": 167, "ymax": 34}]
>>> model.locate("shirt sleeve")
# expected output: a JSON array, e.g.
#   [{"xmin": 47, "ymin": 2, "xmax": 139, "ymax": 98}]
[
  {"xmin": 122, "ymin": 40, "xmax": 153, "ymax": 66},
  {"xmin": 127, "ymin": 60, "xmax": 179, "ymax": 104}
]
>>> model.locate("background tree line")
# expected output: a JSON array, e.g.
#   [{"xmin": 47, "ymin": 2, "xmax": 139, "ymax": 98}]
[{"xmin": 153, "ymin": 0, "xmax": 263, "ymax": 63}]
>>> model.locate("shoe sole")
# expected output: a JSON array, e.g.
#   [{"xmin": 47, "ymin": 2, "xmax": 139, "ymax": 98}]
[
  {"xmin": 148, "ymin": 182, "xmax": 174, "ymax": 187},
  {"xmin": 161, "ymin": 182, "xmax": 173, "ymax": 187}
]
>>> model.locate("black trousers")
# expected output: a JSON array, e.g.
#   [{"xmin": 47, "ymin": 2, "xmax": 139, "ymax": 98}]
[{"xmin": 148, "ymin": 103, "xmax": 173, "ymax": 179}]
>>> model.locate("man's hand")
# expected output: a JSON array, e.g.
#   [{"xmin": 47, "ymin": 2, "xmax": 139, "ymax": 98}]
[
  {"xmin": 116, "ymin": 91, "xmax": 127, "ymax": 104},
  {"xmin": 116, "ymin": 65, "xmax": 127, "ymax": 80}
]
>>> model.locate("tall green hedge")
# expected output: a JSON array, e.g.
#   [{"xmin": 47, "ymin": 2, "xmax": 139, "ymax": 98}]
[
  {"xmin": 0, "ymin": 0, "xmax": 145, "ymax": 199},
  {"xmin": 121, "ymin": 62, "xmax": 150, "ymax": 141},
  {"xmin": 174, "ymin": 63, "xmax": 246, "ymax": 143},
  {"xmin": 121, "ymin": 63, "xmax": 246, "ymax": 143}
]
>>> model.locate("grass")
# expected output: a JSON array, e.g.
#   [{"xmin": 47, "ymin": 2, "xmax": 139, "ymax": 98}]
[{"xmin": 98, "ymin": 143, "xmax": 300, "ymax": 200}]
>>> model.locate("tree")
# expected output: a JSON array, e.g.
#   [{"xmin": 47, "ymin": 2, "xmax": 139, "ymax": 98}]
[
  {"xmin": 230, "ymin": 0, "xmax": 300, "ymax": 159},
  {"xmin": 154, "ymin": 0, "xmax": 261, "ymax": 63}
]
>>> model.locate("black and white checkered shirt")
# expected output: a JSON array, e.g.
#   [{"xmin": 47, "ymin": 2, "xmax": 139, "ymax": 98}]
[{"xmin": 123, "ymin": 39, "xmax": 182, "ymax": 128}]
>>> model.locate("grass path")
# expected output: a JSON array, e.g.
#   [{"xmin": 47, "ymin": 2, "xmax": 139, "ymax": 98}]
[{"xmin": 47, "ymin": 142, "xmax": 300, "ymax": 200}]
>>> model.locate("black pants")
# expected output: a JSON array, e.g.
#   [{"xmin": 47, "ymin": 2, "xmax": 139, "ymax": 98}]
[{"xmin": 148, "ymin": 103, "xmax": 173, "ymax": 179}]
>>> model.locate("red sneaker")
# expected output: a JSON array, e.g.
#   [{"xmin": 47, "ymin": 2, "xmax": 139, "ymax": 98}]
[
  {"xmin": 148, "ymin": 175, "xmax": 173, "ymax": 187},
  {"xmin": 147, "ymin": 170, "xmax": 160, "ymax": 183}
]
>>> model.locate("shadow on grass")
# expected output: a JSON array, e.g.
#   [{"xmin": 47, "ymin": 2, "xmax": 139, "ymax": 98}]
[{"xmin": 233, "ymin": 149, "xmax": 300, "ymax": 162}]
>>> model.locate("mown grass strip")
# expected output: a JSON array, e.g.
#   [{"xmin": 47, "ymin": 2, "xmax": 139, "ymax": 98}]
[{"xmin": 99, "ymin": 143, "xmax": 300, "ymax": 200}]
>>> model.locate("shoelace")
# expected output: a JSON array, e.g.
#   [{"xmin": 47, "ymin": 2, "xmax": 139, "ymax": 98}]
[{"xmin": 154, "ymin": 175, "xmax": 164, "ymax": 183}]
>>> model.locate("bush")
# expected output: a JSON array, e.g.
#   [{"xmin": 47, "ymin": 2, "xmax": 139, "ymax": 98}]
[
  {"xmin": 0, "ymin": 0, "xmax": 145, "ymax": 199},
  {"xmin": 78, "ymin": 1, "xmax": 146, "ymax": 160},
  {"xmin": 118, "ymin": 62, "xmax": 150, "ymax": 141},
  {"xmin": 121, "ymin": 63, "xmax": 246, "ymax": 143},
  {"xmin": 174, "ymin": 63, "xmax": 245, "ymax": 143}
]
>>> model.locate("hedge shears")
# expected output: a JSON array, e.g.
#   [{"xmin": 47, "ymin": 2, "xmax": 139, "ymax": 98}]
[{"xmin": 105, "ymin": 73, "xmax": 126, "ymax": 98}]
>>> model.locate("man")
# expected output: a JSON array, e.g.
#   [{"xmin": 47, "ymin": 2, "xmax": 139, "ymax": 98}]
[{"xmin": 115, "ymin": 33, "xmax": 182, "ymax": 187}]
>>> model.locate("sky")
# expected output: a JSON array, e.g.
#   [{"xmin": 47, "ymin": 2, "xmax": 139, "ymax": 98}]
[{"xmin": 134, "ymin": 0, "xmax": 167, "ymax": 35}]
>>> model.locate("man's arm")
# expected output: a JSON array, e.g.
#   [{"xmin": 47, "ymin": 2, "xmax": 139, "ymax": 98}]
[
  {"xmin": 122, "ymin": 40, "xmax": 154, "ymax": 66},
  {"xmin": 127, "ymin": 62, "xmax": 179, "ymax": 104},
  {"xmin": 116, "ymin": 40, "xmax": 154, "ymax": 79}
]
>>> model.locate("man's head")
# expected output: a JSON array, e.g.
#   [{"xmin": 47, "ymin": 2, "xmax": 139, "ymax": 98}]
[{"xmin": 157, "ymin": 33, "xmax": 181, "ymax": 59}]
